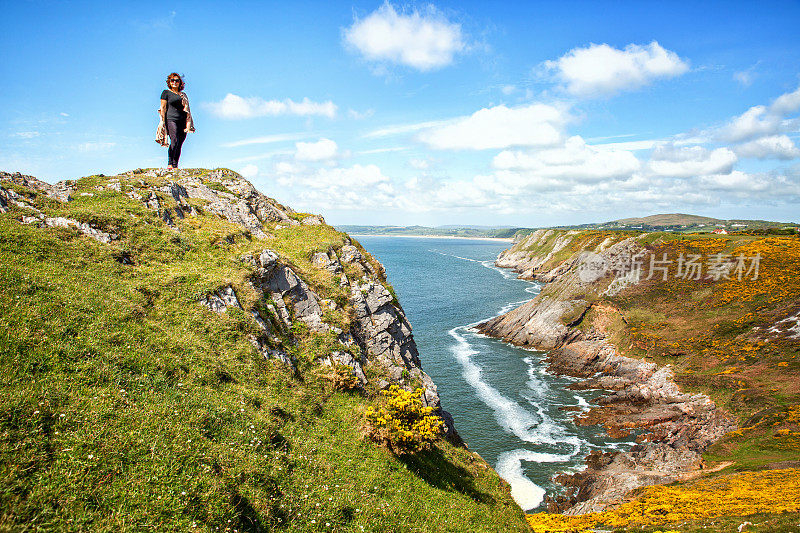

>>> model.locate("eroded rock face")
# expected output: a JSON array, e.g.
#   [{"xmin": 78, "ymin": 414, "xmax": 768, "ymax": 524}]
[
  {"xmin": 250, "ymin": 251, "xmax": 328, "ymax": 334},
  {"xmin": 0, "ymin": 171, "xmax": 74, "ymax": 203},
  {"xmin": 200, "ymin": 283, "xmax": 293, "ymax": 367},
  {"xmin": 481, "ymin": 235, "xmax": 737, "ymax": 514},
  {"xmin": 115, "ymin": 168, "xmax": 297, "ymax": 237},
  {"xmin": 540, "ymin": 335, "xmax": 736, "ymax": 513},
  {"xmin": 320, "ymin": 351, "xmax": 368, "ymax": 386},
  {"xmin": 554, "ymin": 443, "xmax": 704, "ymax": 514},
  {"xmin": 237, "ymin": 244, "xmax": 455, "ymax": 434}
]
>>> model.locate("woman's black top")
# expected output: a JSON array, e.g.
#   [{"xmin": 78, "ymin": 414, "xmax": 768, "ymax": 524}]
[{"xmin": 161, "ymin": 90, "xmax": 187, "ymax": 122}]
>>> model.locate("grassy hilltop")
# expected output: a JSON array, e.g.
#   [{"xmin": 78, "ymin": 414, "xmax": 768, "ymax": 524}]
[
  {"xmin": 500, "ymin": 230, "xmax": 800, "ymax": 532},
  {"xmin": 0, "ymin": 169, "xmax": 528, "ymax": 532}
]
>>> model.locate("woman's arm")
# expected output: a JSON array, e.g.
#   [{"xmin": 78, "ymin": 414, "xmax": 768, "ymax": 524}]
[{"xmin": 159, "ymin": 98, "xmax": 167, "ymax": 120}]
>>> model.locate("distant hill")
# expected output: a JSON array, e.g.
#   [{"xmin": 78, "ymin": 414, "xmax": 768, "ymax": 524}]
[
  {"xmin": 614, "ymin": 213, "xmax": 722, "ymax": 226},
  {"xmin": 563, "ymin": 213, "xmax": 799, "ymax": 233}
]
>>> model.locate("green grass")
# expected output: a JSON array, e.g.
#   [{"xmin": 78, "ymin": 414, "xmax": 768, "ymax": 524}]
[{"xmin": 0, "ymin": 172, "xmax": 529, "ymax": 532}]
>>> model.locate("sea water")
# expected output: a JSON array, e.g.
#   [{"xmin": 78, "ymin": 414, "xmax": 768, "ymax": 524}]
[{"xmin": 356, "ymin": 236, "xmax": 637, "ymax": 511}]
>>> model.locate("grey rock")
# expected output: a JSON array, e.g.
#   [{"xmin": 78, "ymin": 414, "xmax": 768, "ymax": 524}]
[
  {"xmin": 311, "ymin": 252, "xmax": 331, "ymax": 269},
  {"xmin": 321, "ymin": 350, "xmax": 368, "ymax": 385},
  {"xmin": 0, "ymin": 171, "xmax": 73, "ymax": 202},
  {"xmin": 340, "ymin": 244, "xmax": 363, "ymax": 264},
  {"xmin": 248, "ymin": 335, "xmax": 294, "ymax": 368},
  {"xmin": 301, "ymin": 215, "xmax": 324, "ymax": 225},
  {"xmin": 201, "ymin": 286, "xmax": 242, "ymax": 313},
  {"xmin": 242, "ymin": 250, "xmax": 327, "ymax": 333},
  {"xmin": 42, "ymin": 216, "xmax": 116, "ymax": 244}
]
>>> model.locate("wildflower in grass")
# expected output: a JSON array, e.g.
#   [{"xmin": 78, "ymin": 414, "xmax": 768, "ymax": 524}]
[{"xmin": 365, "ymin": 385, "xmax": 442, "ymax": 454}]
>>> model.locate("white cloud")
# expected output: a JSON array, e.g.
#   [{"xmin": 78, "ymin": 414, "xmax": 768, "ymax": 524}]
[
  {"xmin": 722, "ymin": 105, "xmax": 782, "ymax": 142},
  {"xmin": 592, "ymin": 139, "xmax": 659, "ymax": 151},
  {"xmin": 343, "ymin": 2, "xmax": 465, "ymax": 71},
  {"xmin": 699, "ymin": 170, "xmax": 772, "ymax": 193},
  {"xmin": 205, "ymin": 94, "xmax": 337, "ymax": 119},
  {"xmin": 734, "ymin": 135, "xmax": 800, "ymax": 160},
  {"xmin": 12, "ymin": 131, "xmax": 40, "ymax": 139},
  {"xmin": 733, "ymin": 70, "xmax": 754, "ymax": 87},
  {"xmin": 363, "ymin": 119, "xmax": 450, "ymax": 139},
  {"xmin": 295, "ymin": 138, "xmax": 338, "ymax": 161},
  {"xmin": 274, "ymin": 162, "xmax": 400, "ymax": 210},
  {"xmin": 277, "ymin": 162, "xmax": 390, "ymax": 189},
  {"xmin": 492, "ymin": 136, "xmax": 641, "ymax": 182},
  {"xmin": 276, "ymin": 161, "xmax": 303, "ymax": 174},
  {"xmin": 543, "ymin": 41, "xmax": 689, "ymax": 98},
  {"xmin": 239, "ymin": 164, "xmax": 259, "ymax": 178},
  {"xmin": 229, "ymin": 150, "xmax": 293, "ymax": 163},
  {"xmin": 419, "ymin": 103, "xmax": 568, "ymax": 150},
  {"xmin": 358, "ymin": 147, "xmax": 408, "ymax": 155},
  {"xmin": 409, "ymin": 158, "xmax": 430, "ymax": 170},
  {"xmin": 222, "ymin": 133, "xmax": 306, "ymax": 148},
  {"xmin": 771, "ymin": 86, "xmax": 800, "ymax": 116},
  {"xmin": 648, "ymin": 144, "xmax": 737, "ymax": 178},
  {"xmin": 722, "ymin": 85, "xmax": 800, "ymax": 142}
]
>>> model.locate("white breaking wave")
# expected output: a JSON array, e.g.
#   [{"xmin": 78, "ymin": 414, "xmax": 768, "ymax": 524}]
[
  {"xmin": 428, "ymin": 249, "xmax": 484, "ymax": 263},
  {"xmin": 449, "ymin": 326, "xmax": 541, "ymax": 442},
  {"xmin": 495, "ymin": 449, "xmax": 572, "ymax": 511},
  {"xmin": 574, "ymin": 395, "xmax": 591, "ymax": 410},
  {"xmin": 450, "ymin": 325, "xmax": 589, "ymax": 510},
  {"xmin": 498, "ymin": 298, "xmax": 533, "ymax": 315},
  {"xmin": 449, "ymin": 327, "xmax": 583, "ymax": 451}
]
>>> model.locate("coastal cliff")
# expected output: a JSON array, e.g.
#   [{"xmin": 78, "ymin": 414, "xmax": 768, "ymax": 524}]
[
  {"xmin": 478, "ymin": 228, "xmax": 800, "ymax": 523},
  {"xmin": 0, "ymin": 168, "xmax": 528, "ymax": 531}
]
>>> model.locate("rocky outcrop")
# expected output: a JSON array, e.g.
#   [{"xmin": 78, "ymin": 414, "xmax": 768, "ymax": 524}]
[
  {"xmin": 496, "ymin": 229, "xmax": 581, "ymax": 281},
  {"xmin": 120, "ymin": 168, "xmax": 297, "ymax": 236},
  {"xmin": 0, "ymin": 171, "xmax": 74, "ymax": 203},
  {"xmin": 543, "ymin": 333, "xmax": 736, "ymax": 513},
  {"xmin": 200, "ymin": 283, "xmax": 293, "ymax": 367},
  {"xmin": 477, "ymin": 236, "xmax": 641, "ymax": 348},
  {"xmin": 4, "ymin": 167, "xmax": 456, "ymax": 439},
  {"xmin": 1, "ymin": 172, "xmax": 116, "ymax": 243},
  {"xmin": 479, "ymin": 233, "xmax": 737, "ymax": 514},
  {"xmin": 238, "ymin": 243, "xmax": 455, "ymax": 434}
]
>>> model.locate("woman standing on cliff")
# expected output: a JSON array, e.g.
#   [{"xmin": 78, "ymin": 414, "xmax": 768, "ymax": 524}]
[{"xmin": 156, "ymin": 73, "xmax": 195, "ymax": 169}]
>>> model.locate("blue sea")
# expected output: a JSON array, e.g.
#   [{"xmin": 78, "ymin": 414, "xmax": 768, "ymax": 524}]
[{"xmin": 356, "ymin": 236, "xmax": 636, "ymax": 511}]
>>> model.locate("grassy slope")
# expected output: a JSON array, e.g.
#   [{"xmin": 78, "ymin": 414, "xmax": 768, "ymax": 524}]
[
  {"xmin": 0, "ymin": 171, "xmax": 528, "ymax": 532},
  {"xmin": 510, "ymin": 230, "xmax": 800, "ymax": 532}
]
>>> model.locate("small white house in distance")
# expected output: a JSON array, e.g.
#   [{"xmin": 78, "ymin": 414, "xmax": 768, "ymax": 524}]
[{"xmin": 713, "ymin": 228, "xmax": 728, "ymax": 234}]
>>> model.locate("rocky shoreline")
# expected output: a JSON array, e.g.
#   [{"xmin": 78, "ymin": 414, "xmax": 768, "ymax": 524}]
[{"xmin": 476, "ymin": 230, "xmax": 737, "ymax": 514}]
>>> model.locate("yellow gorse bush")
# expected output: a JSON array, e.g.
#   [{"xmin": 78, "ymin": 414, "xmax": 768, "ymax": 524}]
[
  {"xmin": 526, "ymin": 468, "xmax": 800, "ymax": 532},
  {"xmin": 365, "ymin": 385, "xmax": 442, "ymax": 454}
]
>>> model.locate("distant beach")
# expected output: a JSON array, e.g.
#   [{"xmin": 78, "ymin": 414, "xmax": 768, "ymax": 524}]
[{"xmin": 350, "ymin": 234, "xmax": 514, "ymax": 242}]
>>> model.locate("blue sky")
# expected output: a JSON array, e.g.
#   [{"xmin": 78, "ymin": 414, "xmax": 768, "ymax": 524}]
[{"xmin": 2, "ymin": 1, "xmax": 800, "ymax": 226}]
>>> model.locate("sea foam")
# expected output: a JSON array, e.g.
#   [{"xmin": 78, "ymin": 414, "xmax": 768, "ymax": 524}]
[{"xmin": 495, "ymin": 449, "xmax": 571, "ymax": 511}]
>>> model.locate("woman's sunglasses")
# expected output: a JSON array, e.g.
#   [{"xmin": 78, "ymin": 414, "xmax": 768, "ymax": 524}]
[{"xmin": 170, "ymin": 79, "xmax": 180, "ymax": 83}]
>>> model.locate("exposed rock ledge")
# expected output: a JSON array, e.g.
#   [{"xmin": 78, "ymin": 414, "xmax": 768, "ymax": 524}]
[{"xmin": 476, "ymin": 233, "xmax": 737, "ymax": 514}]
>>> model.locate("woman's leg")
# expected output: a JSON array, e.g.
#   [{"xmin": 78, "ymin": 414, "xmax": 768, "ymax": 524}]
[{"xmin": 166, "ymin": 120, "xmax": 187, "ymax": 168}]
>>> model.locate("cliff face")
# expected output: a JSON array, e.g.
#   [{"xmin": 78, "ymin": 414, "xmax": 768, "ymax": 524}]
[
  {"xmin": 478, "ymin": 229, "xmax": 739, "ymax": 514},
  {"xmin": 0, "ymin": 168, "xmax": 532, "ymax": 531}
]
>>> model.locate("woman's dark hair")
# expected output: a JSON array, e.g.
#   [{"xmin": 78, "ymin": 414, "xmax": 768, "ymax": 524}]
[{"xmin": 166, "ymin": 72, "xmax": 185, "ymax": 91}]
